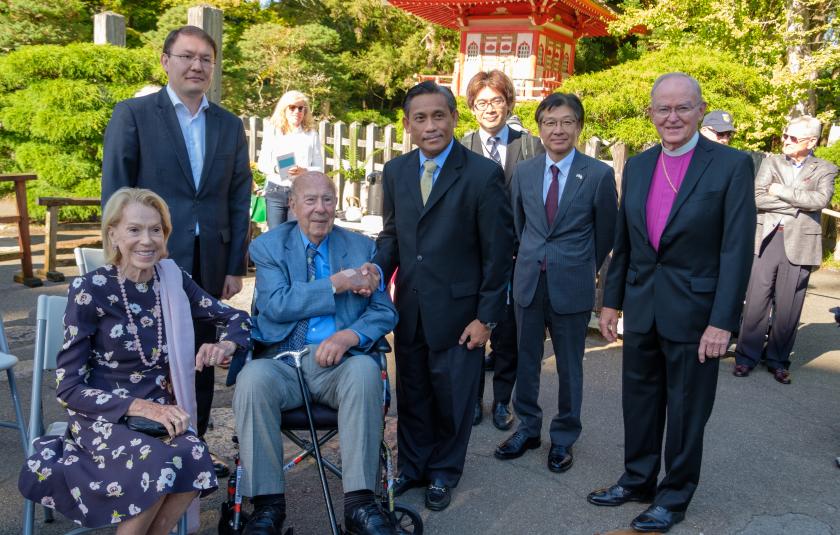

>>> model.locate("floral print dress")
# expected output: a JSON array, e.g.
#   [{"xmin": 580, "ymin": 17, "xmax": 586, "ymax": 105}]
[{"xmin": 18, "ymin": 264, "xmax": 251, "ymax": 528}]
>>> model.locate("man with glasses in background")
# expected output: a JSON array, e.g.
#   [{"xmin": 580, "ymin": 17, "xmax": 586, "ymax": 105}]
[
  {"xmin": 462, "ymin": 70, "xmax": 544, "ymax": 430},
  {"xmin": 590, "ymin": 73, "xmax": 755, "ymax": 533},
  {"xmin": 102, "ymin": 25, "xmax": 252, "ymax": 478},
  {"xmin": 700, "ymin": 110, "xmax": 736, "ymax": 145},
  {"xmin": 494, "ymin": 93, "xmax": 616, "ymax": 475},
  {"xmin": 734, "ymin": 116, "xmax": 837, "ymax": 384}
]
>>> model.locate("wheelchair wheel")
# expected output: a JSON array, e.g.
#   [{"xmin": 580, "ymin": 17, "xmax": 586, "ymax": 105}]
[
  {"xmin": 218, "ymin": 500, "xmax": 250, "ymax": 535},
  {"xmin": 391, "ymin": 503, "xmax": 423, "ymax": 535}
]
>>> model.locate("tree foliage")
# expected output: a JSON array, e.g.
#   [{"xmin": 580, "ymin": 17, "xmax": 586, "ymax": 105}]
[
  {"xmin": 0, "ymin": 0, "xmax": 92, "ymax": 52},
  {"xmin": 561, "ymin": 45, "xmax": 776, "ymax": 152}
]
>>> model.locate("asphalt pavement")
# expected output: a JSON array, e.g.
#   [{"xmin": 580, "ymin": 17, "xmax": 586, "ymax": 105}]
[{"xmin": 1, "ymin": 257, "xmax": 839, "ymax": 535}]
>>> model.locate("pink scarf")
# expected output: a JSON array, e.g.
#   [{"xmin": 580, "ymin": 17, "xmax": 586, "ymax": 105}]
[{"xmin": 157, "ymin": 258, "xmax": 200, "ymax": 532}]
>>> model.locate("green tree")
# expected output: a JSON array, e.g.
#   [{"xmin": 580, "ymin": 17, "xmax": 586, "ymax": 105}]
[
  {"xmin": 562, "ymin": 45, "xmax": 775, "ymax": 152},
  {"xmin": 0, "ymin": 0, "xmax": 92, "ymax": 52}
]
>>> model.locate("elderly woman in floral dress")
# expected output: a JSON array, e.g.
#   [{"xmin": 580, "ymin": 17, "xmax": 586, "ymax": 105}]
[{"xmin": 19, "ymin": 188, "xmax": 250, "ymax": 534}]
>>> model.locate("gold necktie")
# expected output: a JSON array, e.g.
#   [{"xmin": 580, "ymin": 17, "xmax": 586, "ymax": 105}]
[{"xmin": 421, "ymin": 159, "xmax": 437, "ymax": 205}]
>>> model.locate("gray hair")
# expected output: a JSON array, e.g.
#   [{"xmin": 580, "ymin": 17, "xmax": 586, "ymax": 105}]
[
  {"xmin": 650, "ymin": 72, "xmax": 704, "ymax": 104},
  {"xmin": 786, "ymin": 115, "xmax": 822, "ymax": 139}
]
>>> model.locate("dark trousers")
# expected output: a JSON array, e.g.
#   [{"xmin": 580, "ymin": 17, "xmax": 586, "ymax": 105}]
[
  {"xmin": 264, "ymin": 182, "xmax": 291, "ymax": 230},
  {"xmin": 395, "ymin": 316, "xmax": 483, "ymax": 487},
  {"xmin": 513, "ymin": 272, "xmax": 589, "ymax": 446},
  {"xmin": 618, "ymin": 327, "xmax": 720, "ymax": 512},
  {"xmin": 192, "ymin": 238, "xmax": 220, "ymax": 439},
  {"xmin": 736, "ymin": 228, "xmax": 811, "ymax": 370},
  {"xmin": 478, "ymin": 298, "xmax": 517, "ymax": 405}
]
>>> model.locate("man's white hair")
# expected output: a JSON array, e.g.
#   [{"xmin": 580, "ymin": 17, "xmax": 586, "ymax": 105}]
[
  {"xmin": 786, "ymin": 116, "xmax": 822, "ymax": 139},
  {"xmin": 650, "ymin": 72, "xmax": 704, "ymax": 103}
]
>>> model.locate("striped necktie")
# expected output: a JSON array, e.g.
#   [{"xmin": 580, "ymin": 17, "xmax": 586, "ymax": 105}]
[
  {"xmin": 487, "ymin": 136, "xmax": 502, "ymax": 165},
  {"xmin": 277, "ymin": 245, "xmax": 317, "ymax": 352}
]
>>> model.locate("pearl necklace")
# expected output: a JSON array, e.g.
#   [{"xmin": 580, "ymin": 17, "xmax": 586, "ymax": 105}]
[
  {"xmin": 117, "ymin": 268, "xmax": 163, "ymax": 368},
  {"xmin": 660, "ymin": 154, "xmax": 679, "ymax": 194}
]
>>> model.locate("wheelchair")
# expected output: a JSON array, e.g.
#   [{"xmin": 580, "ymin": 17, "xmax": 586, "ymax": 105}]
[{"xmin": 218, "ymin": 342, "xmax": 423, "ymax": 535}]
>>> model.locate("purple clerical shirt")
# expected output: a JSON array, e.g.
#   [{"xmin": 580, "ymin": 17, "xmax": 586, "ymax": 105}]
[{"xmin": 646, "ymin": 149, "xmax": 695, "ymax": 251}]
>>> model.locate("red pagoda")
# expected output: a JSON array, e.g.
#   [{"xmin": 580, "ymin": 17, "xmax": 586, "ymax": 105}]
[{"xmin": 389, "ymin": 0, "xmax": 617, "ymax": 99}]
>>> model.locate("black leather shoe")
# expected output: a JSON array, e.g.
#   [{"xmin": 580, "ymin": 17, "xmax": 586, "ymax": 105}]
[
  {"xmin": 345, "ymin": 502, "xmax": 397, "ymax": 535},
  {"xmin": 768, "ymin": 366, "xmax": 791, "ymax": 384},
  {"xmin": 425, "ymin": 481, "xmax": 451, "ymax": 511},
  {"xmin": 587, "ymin": 484, "xmax": 654, "ymax": 507},
  {"xmin": 243, "ymin": 503, "xmax": 285, "ymax": 535},
  {"xmin": 547, "ymin": 444, "xmax": 573, "ymax": 473},
  {"xmin": 492, "ymin": 402, "xmax": 513, "ymax": 430},
  {"xmin": 211, "ymin": 452, "xmax": 231, "ymax": 478},
  {"xmin": 494, "ymin": 430, "xmax": 541, "ymax": 460},
  {"xmin": 472, "ymin": 401, "xmax": 483, "ymax": 426},
  {"xmin": 733, "ymin": 364, "xmax": 751, "ymax": 377},
  {"xmin": 631, "ymin": 505, "xmax": 685, "ymax": 533},
  {"xmin": 392, "ymin": 474, "xmax": 425, "ymax": 497},
  {"xmin": 484, "ymin": 352, "xmax": 496, "ymax": 371}
]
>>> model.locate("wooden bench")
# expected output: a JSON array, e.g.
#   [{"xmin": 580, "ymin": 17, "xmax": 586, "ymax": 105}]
[
  {"xmin": 0, "ymin": 174, "xmax": 40, "ymax": 287},
  {"xmin": 37, "ymin": 197, "xmax": 100, "ymax": 282}
]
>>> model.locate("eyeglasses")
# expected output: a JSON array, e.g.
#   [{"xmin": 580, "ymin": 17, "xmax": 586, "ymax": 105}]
[
  {"xmin": 715, "ymin": 131, "xmax": 733, "ymax": 140},
  {"xmin": 166, "ymin": 53, "xmax": 214, "ymax": 68},
  {"xmin": 651, "ymin": 103, "xmax": 699, "ymax": 119},
  {"xmin": 287, "ymin": 105, "xmax": 308, "ymax": 113},
  {"xmin": 473, "ymin": 97, "xmax": 506, "ymax": 111},
  {"xmin": 783, "ymin": 133, "xmax": 812, "ymax": 143},
  {"xmin": 540, "ymin": 118, "xmax": 578, "ymax": 131}
]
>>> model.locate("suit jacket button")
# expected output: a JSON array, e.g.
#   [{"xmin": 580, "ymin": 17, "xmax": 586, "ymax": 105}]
[
  {"xmin": 416, "ymin": 255, "xmax": 423, "ymax": 262},
  {"xmin": 412, "ymin": 288, "xmax": 418, "ymax": 293}
]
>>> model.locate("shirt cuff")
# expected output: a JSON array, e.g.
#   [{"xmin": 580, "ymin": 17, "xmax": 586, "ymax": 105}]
[
  {"xmin": 350, "ymin": 329, "xmax": 370, "ymax": 347},
  {"xmin": 373, "ymin": 264, "xmax": 385, "ymax": 292}
]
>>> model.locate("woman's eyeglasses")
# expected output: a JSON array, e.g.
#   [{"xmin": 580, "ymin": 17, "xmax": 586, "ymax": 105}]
[{"xmin": 287, "ymin": 105, "xmax": 308, "ymax": 113}]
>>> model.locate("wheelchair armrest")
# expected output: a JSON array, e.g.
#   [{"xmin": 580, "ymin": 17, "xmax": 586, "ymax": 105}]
[{"xmin": 373, "ymin": 337, "xmax": 392, "ymax": 355}]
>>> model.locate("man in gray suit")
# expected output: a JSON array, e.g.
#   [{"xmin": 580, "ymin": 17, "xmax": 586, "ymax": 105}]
[
  {"xmin": 234, "ymin": 171, "xmax": 397, "ymax": 535},
  {"xmin": 101, "ymin": 26, "xmax": 252, "ymax": 475},
  {"xmin": 735, "ymin": 116, "xmax": 838, "ymax": 384},
  {"xmin": 494, "ymin": 93, "xmax": 617, "ymax": 473}
]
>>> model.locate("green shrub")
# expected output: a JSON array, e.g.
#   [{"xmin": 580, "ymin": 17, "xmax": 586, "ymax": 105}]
[
  {"xmin": 0, "ymin": 43, "xmax": 164, "ymax": 221},
  {"xmin": 341, "ymin": 109, "xmax": 396, "ymax": 127},
  {"xmin": 815, "ymin": 143, "xmax": 840, "ymax": 208}
]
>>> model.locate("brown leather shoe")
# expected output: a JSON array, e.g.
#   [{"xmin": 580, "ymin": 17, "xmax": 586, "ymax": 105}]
[
  {"xmin": 768, "ymin": 367, "xmax": 791, "ymax": 384},
  {"xmin": 732, "ymin": 364, "xmax": 751, "ymax": 377}
]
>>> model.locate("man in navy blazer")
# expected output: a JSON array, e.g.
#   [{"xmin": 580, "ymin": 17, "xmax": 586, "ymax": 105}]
[
  {"xmin": 101, "ymin": 26, "xmax": 252, "ymax": 466},
  {"xmin": 234, "ymin": 171, "xmax": 398, "ymax": 535},
  {"xmin": 495, "ymin": 93, "xmax": 617, "ymax": 473},
  {"xmin": 589, "ymin": 73, "xmax": 755, "ymax": 533}
]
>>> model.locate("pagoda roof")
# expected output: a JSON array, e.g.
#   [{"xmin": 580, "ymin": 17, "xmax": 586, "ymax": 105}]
[{"xmin": 388, "ymin": 0, "xmax": 616, "ymax": 36}]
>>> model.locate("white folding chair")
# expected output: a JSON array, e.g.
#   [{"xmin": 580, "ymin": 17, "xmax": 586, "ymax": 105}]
[
  {"xmin": 0, "ymin": 313, "xmax": 28, "ymax": 454},
  {"xmin": 72, "ymin": 248, "xmax": 105, "ymax": 276},
  {"xmin": 22, "ymin": 295, "xmax": 187, "ymax": 534}
]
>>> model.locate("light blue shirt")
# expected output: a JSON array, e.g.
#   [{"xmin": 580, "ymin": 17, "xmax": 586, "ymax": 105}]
[
  {"xmin": 418, "ymin": 138, "xmax": 455, "ymax": 185},
  {"xmin": 299, "ymin": 230, "xmax": 369, "ymax": 347},
  {"xmin": 166, "ymin": 85, "xmax": 208, "ymax": 235},
  {"xmin": 543, "ymin": 148, "xmax": 576, "ymax": 205}
]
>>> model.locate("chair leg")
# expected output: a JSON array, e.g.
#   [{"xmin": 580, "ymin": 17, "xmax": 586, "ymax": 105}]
[
  {"xmin": 177, "ymin": 512, "xmax": 188, "ymax": 535},
  {"xmin": 22, "ymin": 499, "xmax": 34, "ymax": 535},
  {"xmin": 7, "ymin": 368, "xmax": 29, "ymax": 454}
]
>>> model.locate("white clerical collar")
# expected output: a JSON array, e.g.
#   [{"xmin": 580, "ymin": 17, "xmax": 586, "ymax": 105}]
[{"xmin": 662, "ymin": 131, "xmax": 699, "ymax": 157}]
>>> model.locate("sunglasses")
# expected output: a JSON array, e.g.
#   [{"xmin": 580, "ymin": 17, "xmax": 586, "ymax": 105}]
[
  {"xmin": 287, "ymin": 105, "xmax": 307, "ymax": 113},
  {"xmin": 783, "ymin": 133, "xmax": 812, "ymax": 143}
]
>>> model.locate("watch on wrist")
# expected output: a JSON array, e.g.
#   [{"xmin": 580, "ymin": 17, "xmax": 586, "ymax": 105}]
[{"xmin": 482, "ymin": 321, "xmax": 497, "ymax": 331}]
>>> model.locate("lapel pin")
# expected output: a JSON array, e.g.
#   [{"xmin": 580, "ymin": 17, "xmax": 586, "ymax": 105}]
[{"xmin": 576, "ymin": 173, "xmax": 583, "ymax": 180}]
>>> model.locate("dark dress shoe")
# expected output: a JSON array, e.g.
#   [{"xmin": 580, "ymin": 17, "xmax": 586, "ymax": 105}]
[
  {"xmin": 345, "ymin": 502, "xmax": 397, "ymax": 535},
  {"xmin": 392, "ymin": 474, "xmax": 425, "ymax": 497},
  {"xmin": 631, "ymin": 504, "xmax": 685, "ymax": 533},
  {"xmin": 494, "ymin": 430, "xmax": 541, "ymax": 460},
  {"xmin": 484, "ymin": 352, "xmax": 496, "ymax": 371},
  {"xmin": 768, "ymin": 366, "xmax": 791, "ymax": 384},
  {"xmin": 425, "ymin": 481, "xmax": 451, "ymax": 511},
  {"xmin": 732, "ymin": 364, "xmax": 751, "ymax": 377},
  {"xmin": 492, "ymin": 402, "xmax": 514, "ymax": 430},
  {"xmin": 472, "ymin": 401, "xmax": 483, "ymax": 426},
  {"xmin": 243, "ymin": 504, "xmax": 286, "ymax": 535},
  {"xmin": 547, "ymin": 444, "xmax": 573, "ymax": 473},
  {"xmin": 210, "ymin": 452, "xmax": 231, "ymax": 478},
  {"xmin": 587, "ymin": 484, "xmax": 654, "ymax": 507}
]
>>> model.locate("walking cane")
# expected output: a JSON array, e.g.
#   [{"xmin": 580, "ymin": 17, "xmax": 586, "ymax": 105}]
[{"xmin": 274, "ymin": 347, "xmax": 341, "ymax": 535}]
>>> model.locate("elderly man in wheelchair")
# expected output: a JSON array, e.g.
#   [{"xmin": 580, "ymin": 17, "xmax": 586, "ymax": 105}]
[{"xmin": 233, "ymin": 171, "xmax": 399, "ymax": 535}]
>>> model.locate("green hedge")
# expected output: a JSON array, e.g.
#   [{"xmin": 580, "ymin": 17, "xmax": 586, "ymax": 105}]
[
  {"xmin": 814, "ymin": 143, "xmax": 840, "ymax": 208},
  {"xmin": 0, "ymin": 43, "xmax": 164, "ymax": 221}
]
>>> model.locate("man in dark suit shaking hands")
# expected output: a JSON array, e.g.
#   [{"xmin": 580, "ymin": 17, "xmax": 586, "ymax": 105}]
[
  {"xmin": 494, "ymin": 93, "xmax": 617, "ymax": 473},
  {"xmin": 369, "ymin": 81, "xmax": 513, "ymax": 511},
  {"xmin": 102, "ymin": 26, "xmax": 252, "ymax": 477},
  {"xmin": 588, "ymin": 73, "xmax": 755, "ymax": 533}
]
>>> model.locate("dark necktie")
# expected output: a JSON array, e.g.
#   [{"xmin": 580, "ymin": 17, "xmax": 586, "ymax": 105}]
[
  {"xmin": 278, "ymin": 245, "xmax": 317, "ymax": 351},
  {"xmin": 545, "ymin": 164, "xmax": 560, "ymax": 227},
  {"xmin": 487, "ymin": 136, "xmax": 502, "ymax": 165}
]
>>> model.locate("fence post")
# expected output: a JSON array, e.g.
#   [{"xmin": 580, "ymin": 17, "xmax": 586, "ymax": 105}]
[
  {"xmin": 347, "ymin": 122, "xmax": 362, "ymax": 205},
  {"xmin": 319, "ymin": 119, "xmax": 330, "ymax": 172},
  {"xmin": 610, "ymin": 142, "xmax": 628, "ymax": 197},
  {"xmin": 402, "ymin": 128, "xmax": 412, "ymax": 154},
  {"xmin": 584, "ymin": 137, "xmax": 601, "ymax": 158},
  {"xmin": 247, "ymin": 116, "xmax": 260, "ymax": 163},
  {"xmin": 383, "ymin": 125, "xmax": 396, "ymax": 162},
  {"xmin": 333, "ymin": 121, "xmax": 346, "ymax": 209},
  {"xmin": 93, "ymin": 12, "xmax": 126, "ymax": 46},
  {"xmin": 363, "ymin": 123, "xmax": 379, "ymax": 211},
  {"xmin": 187, "ymin": 6, "xmax": 223, "ymax": 103}
]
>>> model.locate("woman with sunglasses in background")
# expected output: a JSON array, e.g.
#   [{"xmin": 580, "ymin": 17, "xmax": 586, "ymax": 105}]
[{"xmin": 257, "ymin": 91, "xmax": 324, "ymax": 229}]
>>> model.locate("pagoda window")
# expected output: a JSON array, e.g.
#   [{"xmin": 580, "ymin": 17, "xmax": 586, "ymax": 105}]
[
  {"xmin": 562, "ymin": 52, "xmax": 569, "ymax": 73},
  {"xmin": 537, "ymin": 45, "xmax": 544, "ymax": 65},
  {"xmin": 467, "ymin": 42, "xmax": 479, "ymax": 60},
  {"xmin": 517, "ymin": 42, "xmax": 530, "ymax": 59}
]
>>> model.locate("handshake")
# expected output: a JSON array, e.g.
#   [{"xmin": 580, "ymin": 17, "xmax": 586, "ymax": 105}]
[{"xmin": 329, "ymin": 262, "xmax": 381, "ymax": 297}]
